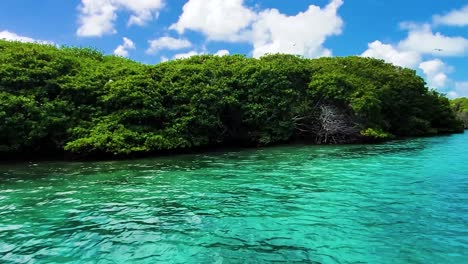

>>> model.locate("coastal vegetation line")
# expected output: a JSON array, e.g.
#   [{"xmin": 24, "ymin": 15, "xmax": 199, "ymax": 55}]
[{"xmin": 0, "ymin": 40, "xmax": 463, "ymax": 159}]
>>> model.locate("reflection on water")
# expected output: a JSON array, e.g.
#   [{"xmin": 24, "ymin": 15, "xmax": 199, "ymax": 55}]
[{"xmin": 0, "ymin": 134, "xmax": 468, "ymax": 263}]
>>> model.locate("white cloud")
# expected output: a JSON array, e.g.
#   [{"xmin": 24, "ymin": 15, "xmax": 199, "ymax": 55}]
[
  {"xmin": 250, "ymin": 0, "xmax": 343, "ymax": 58},
  {"xmin": 147, "ymin": 36, "xmax": 192, "ymax": 54},
  {"xmin": 399, "ymin": 21, "xmax": 424, "ymax": 31},
  {"xmin": 419, "ymin": 59, "xmax": 451, "ymax": 88},
  {"xmin": 170, "ymin": 0, "xmax": 344, "ymax": 58},
  {"xmin": 361, "ymin": 40, "xmax": 421, "ymax": 68},
  {"xmin": 77, "ymin": 0, "xmax": 164, "ymax": 37},
  {"xmin": 446, "ymin": 91, "xmax": 458, "ymax": 98},
  {"xmin": 123, "ymin": 0, "xmax": 165, "ymax": 26},
  {"xmin": 362, "ymin": 21, "xmax": 468, "ymax": 94},
  {"xmin": 215, "ymin": 49, "xmax": 230, "ymax": 56},
  {"xmin": 113, "ymin": 37, "xmax": 135, "ymax": 57},
  {"xmin": 0, "ymin": 30, "xmax": 52, "ymax": 44},
  {"xmin": 433, "ymin": 5, "xmax": 468, "ymax": 27},
  {"xmin": 160, "ymin": 49, "xmax": 229, "ymax": 62},
  {"xmin": 447, "ymin": 82, "xmax": 468, "ymax": 98},
  {"xmin": 77, "ymin": 0, "xmax": 116, "ymax": 37},
  {"xmin": 398, "ymin": 24, "xmax": 468, "ymax": 57},
  {"xmin": 366, "ymin": 11, "xmax": 468, "ymax": 98},
  {"xmin": 170, "ymin": 0, "xmax": 256, "ymax": 41},
  {"xmin": 173, "ymin": 50, "xmax": 200, "ymax": 60},
  {"xmin": 361, "ymin": 39, "xmax": 455, "ymax": 91},
  {"xmin": 361, "ymin": 31, "xmax": 459, "ymax": 92}
]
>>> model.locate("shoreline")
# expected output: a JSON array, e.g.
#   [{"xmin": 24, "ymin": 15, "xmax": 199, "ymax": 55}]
[{"xmin": 1, "ymin": 131, "xmax": 464, "ymax": 163}]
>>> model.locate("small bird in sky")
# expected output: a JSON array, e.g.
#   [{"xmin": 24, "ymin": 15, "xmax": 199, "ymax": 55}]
[{"xmin": 434, "ymin": 48, "xmax": 443, "ymax": 52}]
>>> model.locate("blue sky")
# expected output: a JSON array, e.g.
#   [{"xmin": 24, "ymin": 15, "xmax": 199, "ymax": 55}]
[{"xmin": 1, "ymin": 0, "xmax": 468, "ymax": 97}]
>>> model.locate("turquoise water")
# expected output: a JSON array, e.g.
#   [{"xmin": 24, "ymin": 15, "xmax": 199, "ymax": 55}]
[{"xmin": 1, "ymin": 133, "xmax": 468, "ymax": 263}]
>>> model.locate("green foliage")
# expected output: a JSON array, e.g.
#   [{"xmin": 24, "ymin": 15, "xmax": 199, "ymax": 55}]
[
  {"xmin": 361, "ymin": 128, "xmax": 394, "ymax": 140},
  {"xmin": 451, "ymin": 97, "xmax": 468, "ymax": 128},
  {"xmin": 0, "ymin": 40, "xmax": 463, "ymax": 158},
  {"xmin": 451, "ymin": 97, "xmax": 468, "ymax": 112}
]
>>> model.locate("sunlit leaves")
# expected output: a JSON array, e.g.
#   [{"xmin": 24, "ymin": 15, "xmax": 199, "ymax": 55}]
[{"xmin": 0, "ymin": 40, "xmax": 462, "ymax": 158}]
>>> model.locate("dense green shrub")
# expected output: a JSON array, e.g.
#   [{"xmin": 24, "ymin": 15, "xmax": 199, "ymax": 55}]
[
  {"xmin": 451, "ymin": 97, "xmax": 468, "ymax": 128},
  {"xmin": 0, "ymin": 40, "xmax": 463, "ymax": 158}
]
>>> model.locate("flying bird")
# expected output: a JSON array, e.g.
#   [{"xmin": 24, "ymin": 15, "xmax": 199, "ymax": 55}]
[{"xmin": 434, "ymin": 48, "xmax": 443, "ymax": 52}]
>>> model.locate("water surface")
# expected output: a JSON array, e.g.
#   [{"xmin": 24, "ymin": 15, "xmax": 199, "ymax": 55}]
[{"xmin": 1, "ymin": 133, "xmax": 468, "ymax": 263}]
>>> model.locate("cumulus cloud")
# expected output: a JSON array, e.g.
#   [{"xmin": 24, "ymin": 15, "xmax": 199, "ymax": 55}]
[
  {"xmin": 173, "ymin": 50, "xmax": 200, "ymax": 60},
  {"xmin": 170, "ymin": 0, "xmax": 344, "ymax": 58},
  {"xmin": 146, "ymin": 36, "xmax": 192, "ymax": 54},
  {"xmin": 77, "ymin": 0, "xmax": 164, "ymax": 37},
  {"xmin": 0, "ymin": 30, "xmax": 52, "ymax": 44},
  {"xmin": 250, "ymin": 0, "xmax": 343, "ymax": 58},
  {"xmin": 433, "ymin": 5, "xmax": 468, "ymax": 27},
  {"xmin": 447, "ymin": 82, "xmax": 468, "ymax": 98},
  {"xmin": 419, "ymin": 59, "xmax": 451, "ymax": 88},
  {"xmin": 77, "ymin": 0, "xmax": 116, "ymax": 37},
  {"xmin": 398, "ymin": 24, "xmax": 468, "ymax": 57},
  {"xmin": 123, "ymin": 0, "xmax": 165, "ymax": 26},
  {"xmin": 170, "ymin": 0, "xmax": 256, "ymax": 41},
  {"xmin": 161, "ymin": 49, "xmax": 229, "ymax": 62},
  {"xmin": 215, "ymin": 49, "xmax": 230, "ymax": 56},
  {"xmin": 361, "ymin": 41, "xmax": 421, "ymax": 68},
  {"xmin": 113, "ymin": 37, "xmax": 135, "ymax": 57},
  {"xmin": 361, "ymin": 22, "xmax": 467, "ymax": 93},
  {"xmin": 362, "ymin": 20, "xmax": 468, "ymax": 92}
]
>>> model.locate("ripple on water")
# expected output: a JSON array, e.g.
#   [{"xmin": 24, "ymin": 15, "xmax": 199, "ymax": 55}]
[{"xmin": 0, "ymin": 134, "xmax": 468, "ymax": 263}]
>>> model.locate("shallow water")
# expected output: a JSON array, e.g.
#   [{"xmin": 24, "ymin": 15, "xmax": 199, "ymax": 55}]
[{"xmin": 1, "ymin": 133, "xmax": 468, "ymax": 263}]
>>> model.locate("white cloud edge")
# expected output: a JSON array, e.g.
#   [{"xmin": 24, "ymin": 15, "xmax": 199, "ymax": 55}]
[
  {"xmin": 169, "ymin": 0, "xmax": 344, "ymax": 58},
  {"xmin": 433, "ymin": 5, "xmax": 468, "ymax": 27},
  {"xmin": 0, "ymin": 30, "xmax": 53, "ymax": 45},
  {"xmin": 146, "ymin": 36, "xmax": 192, "ymax": 54},
  {"xmin": 76, "ymin": 0, "xmax": 165, "ymax": 37},
  {"xmin": 113, "ymin": 37, "xmax": 136, "ymax": 57},
  {"xmin": 361, "ymin": 19, "xmax": 468, "ymax": 96},
  {"xmin": 158, "ymin": 49, "xmax": 230, "ymax": 62},
  {"xmin": 448, "ymin": 82, "xmax": 468, "ymax": 98}
]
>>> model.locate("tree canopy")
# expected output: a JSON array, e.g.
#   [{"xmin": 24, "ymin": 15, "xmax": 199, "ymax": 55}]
[
  {"xmin": 451, "ymin": 97, "xmax": 468, "ymax": 128},
  {"xmin": 0, "ymin": 40, "xmax": 463, "ymax": 159}
]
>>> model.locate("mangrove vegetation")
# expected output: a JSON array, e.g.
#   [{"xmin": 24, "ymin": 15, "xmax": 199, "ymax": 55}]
[
  {"xmin": 451, "ymin": 97, "xmax": 468, "ymax": 128},
  {"xmin": 0, "ymin": 40, "xmax": 463, "ymax": 159}
]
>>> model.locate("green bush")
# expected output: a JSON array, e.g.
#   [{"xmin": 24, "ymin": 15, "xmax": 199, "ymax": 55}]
[
  {"xmin": 0, "ymin": 40, "xmax": 463, "ymax": 158},
  {"xmin": 361, "ymin": 128, "xmax": 394, "ymax": 140}
]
